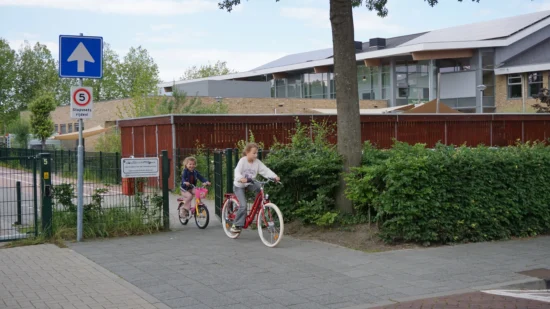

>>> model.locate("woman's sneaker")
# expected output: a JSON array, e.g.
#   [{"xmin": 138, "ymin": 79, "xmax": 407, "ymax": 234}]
[{"xmin": 230, "ymin": 225, "xmax": 242, "ymax": 233}]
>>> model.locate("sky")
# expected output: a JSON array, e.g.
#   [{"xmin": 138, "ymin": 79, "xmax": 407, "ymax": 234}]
[{"xmin": 1, "ymin": 0, "xmax": 550, "ymax": 83}]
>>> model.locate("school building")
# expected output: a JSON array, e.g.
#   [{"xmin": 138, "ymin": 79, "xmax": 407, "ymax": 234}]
[{"xmin": 159, "ymin": 10, "xmax": 550, "ymax": 114}]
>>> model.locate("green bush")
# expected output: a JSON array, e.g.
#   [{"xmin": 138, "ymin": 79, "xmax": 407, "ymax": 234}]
[
  {"xmin": 52, "ymin": 186, "xmax": 162, "ymax": 239},
  {"xmin": 264, "ymin": 119, "xmax": 343, "ymax": 225},
  {"xmin": 346, "ymin": 141, "xmax": 550, "ymax": 245}
]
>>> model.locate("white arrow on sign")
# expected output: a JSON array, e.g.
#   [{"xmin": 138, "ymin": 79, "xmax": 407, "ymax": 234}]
[{"xmin": 67, "ymin": 42, "xmax": 95, "ymax": 72}]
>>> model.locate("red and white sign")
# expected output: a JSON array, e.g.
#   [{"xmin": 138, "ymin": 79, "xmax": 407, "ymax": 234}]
[{"xmin": 70, "ymin": 86, "xmax": 93, "ymax": 119}]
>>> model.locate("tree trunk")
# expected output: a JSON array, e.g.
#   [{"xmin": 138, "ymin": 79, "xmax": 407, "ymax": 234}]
[
  {"xmin": 41, "ymin": 138, "xmax": 45, "ymax": 150},
  {"xmin": 330, "ymin": 0, "xmax": 362, "ymax": 214}
]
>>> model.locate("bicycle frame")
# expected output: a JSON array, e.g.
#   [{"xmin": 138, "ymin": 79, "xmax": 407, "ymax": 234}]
[
  {"xmin": 181, "ymin": 185, "xmax": 208, "ymax": 215},
  {"xmin": 223, "ymin": 181, "xmax": 271, "ymax": 229}
]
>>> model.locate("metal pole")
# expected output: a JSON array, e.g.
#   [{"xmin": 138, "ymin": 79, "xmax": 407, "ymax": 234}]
[
  {"xmin": 76, "ymin": 32, "xmax": 84, "ymax": 240},
  {"xmin": 436, "ymin": 72, "xmax": 441, "ymax": 113},
  {"xmin": 480, "ymin": 91, "xmax": 484, "ymax": 113},
  {"xmin": 15, "ymin": 181, "xmax": 21, "ymax": 225},
  {"xmin": 161, "ymin": 150, "xmax": 170, "ymax": 231},
  {"xmin": 522, "ymin": 73, "xmax": 526, "ymax": 113}
]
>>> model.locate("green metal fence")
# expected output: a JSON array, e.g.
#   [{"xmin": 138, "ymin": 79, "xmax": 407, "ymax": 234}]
[
  {"xmin": 0, "ymin": 147, "xmax": 173, "ymax": 241},
  {"xmin": 0, "ymin": 155, "xmax": 38, "ymax": 241}
]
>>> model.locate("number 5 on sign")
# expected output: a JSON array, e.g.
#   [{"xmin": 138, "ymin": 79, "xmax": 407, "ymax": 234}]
[{"xmin": 70, "ymin": 86, "xmax": 93, "ymax": 119}]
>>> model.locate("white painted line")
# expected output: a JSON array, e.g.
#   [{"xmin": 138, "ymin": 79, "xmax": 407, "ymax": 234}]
[{"xmin": 483, "ymin": 290, "xmax": 550, "ymax": 303}]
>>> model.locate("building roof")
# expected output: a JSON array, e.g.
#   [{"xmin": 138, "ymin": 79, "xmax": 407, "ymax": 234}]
[
  {"xmin": 402, "ymin": 10, "xmax": 550, "ymax": 46},
  {"xmin": 252, "ymin": 32, "xmax": 426, "ymax": 71},
  {"xmin": 495, "ymin": 37, "xmax": 550, "ymax": 75},
  {"xmin": 159, "ymin": 10, "xmax": 550, "ymax": 88}
]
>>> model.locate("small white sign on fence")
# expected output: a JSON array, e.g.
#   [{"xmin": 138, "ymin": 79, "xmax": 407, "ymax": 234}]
[{"xmin": 121, "ymin": 157, "xmax": 159, "ymax": 178}]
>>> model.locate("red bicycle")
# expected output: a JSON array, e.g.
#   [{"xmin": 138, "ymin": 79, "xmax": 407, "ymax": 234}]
[{"xmin": 221, "ymin": 178, "xmax": 284, "ymax": 248}]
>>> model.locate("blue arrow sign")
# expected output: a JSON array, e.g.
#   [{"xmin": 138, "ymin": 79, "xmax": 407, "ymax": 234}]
[{"xmin": 59, "ymin": 35, "xmax": 103, "ymax": 79}]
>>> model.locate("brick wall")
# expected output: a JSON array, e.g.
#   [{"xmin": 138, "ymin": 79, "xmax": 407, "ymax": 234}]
[
  {"xmin": 495, "ymin": 71, "xmax": 549, "ymax": 113},
  {"xmin": 23, "ymin": 97, "xmax": 387, "ymax": 151}
]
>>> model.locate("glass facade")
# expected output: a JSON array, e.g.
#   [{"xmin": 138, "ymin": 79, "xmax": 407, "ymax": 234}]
[
  {"xmin": 358, "ymin": 65, "xmax": 379, "ymax": 100},
  {"xmin": 268, "ymin": 55, "xmax": 488, "ymax": 113},
  {"xmin": 395, "ymin": 60, "xmax": 430, "ymax": 106},
  {"xmin": 481, "ymin": 50, "xmax": 495, "ymax": 110}
]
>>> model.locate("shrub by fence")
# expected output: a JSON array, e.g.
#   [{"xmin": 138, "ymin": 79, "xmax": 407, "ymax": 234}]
[
  {"xmin": 345, "ymin": 141, "xmax": 550, "ymax": 245},
  {"xmin": 264, "ymin": 120, "xmax": 342, "ymax": 226}
]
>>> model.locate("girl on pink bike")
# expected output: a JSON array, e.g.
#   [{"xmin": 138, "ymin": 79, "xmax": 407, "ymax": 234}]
[{"xmin": 180, "ymin": 156, "xmax": 210, "ymax": 217}]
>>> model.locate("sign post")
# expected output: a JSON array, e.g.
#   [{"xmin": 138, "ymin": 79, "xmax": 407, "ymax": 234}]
[{"xmin": 59, "ymin": 33, "xmax": 103, "ymax": 242}]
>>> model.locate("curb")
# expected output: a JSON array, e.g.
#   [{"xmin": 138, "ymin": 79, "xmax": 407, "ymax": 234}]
[{"xmin": 343, "ymin": 277, "xmax": 548, "ymax": 309}]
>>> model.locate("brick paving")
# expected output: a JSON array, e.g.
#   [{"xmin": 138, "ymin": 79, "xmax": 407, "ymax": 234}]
[
  {"xmin": 369, "ymin": 291, "xmax": 550, "ymax": 309},
  {"xmin": 0, "ymin": 244, "xmax": 169, "ymax": 309},
  {"xmin": 1, "ymin": 200, "xmax": 549, "ymax": 308},
  {"xmin": 69, "ymin": 200, "xmax": 550, "ymax": 309}
]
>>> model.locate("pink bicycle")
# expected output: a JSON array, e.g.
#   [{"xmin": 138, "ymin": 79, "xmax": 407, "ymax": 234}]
[{"xmin": 177, "ymin": 184, "xmax": 210, "ymax": 229}]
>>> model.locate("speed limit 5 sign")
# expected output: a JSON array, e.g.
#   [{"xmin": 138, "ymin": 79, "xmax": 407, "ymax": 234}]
[{"xmin": 70, "ymin": 86, "xmax": 94, "ymax": 119}]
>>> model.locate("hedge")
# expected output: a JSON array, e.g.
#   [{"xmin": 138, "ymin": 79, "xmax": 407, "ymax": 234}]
[
  {"xmin": 264, "ymin": 119, "xmax": 342, "ymax": 226},
  {"xmin": 346, "ymin": 141, "xmax": 550, "ymax": 245}
]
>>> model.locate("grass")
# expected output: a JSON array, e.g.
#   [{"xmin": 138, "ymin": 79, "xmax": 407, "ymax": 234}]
[
  {"xmin": 53, "ymin": 207, "xmax": 163, "ymax": 239},
  {"xmin": 14, "ymin": 224, "xmax": 36, "ymax": 234},
  {"xmin": 2, "ymin": 207, "xmax": 163, "ymax": 249}
]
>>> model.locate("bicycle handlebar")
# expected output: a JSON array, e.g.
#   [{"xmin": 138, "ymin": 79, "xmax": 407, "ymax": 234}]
[
  {"xmin": 252, "ymin": 178, "xmax": 283, "ymax": 186},
  {"xmin": 188, "ymin": 183, "xmax": 210, "ymax": 189}
]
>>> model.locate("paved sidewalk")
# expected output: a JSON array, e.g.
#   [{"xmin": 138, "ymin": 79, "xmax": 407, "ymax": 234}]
[
  {"xmin": 370, "ymin": 291, "xmax": 550, "ymax": 309},
  {"xmin": 0, "ymin": 244, "xmax": 169, "ymax": 309},
  {"xmin": 69, "ymin": 224, "xmax": 550, "ymax": 309}
]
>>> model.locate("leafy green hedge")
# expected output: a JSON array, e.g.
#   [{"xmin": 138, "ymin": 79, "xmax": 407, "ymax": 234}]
[
  {"xmin": 264, "ymin": 119, "xmax": 342, "ymax": 226},
  {"xmin": 346, "ymin": 141, "xmax": 550, "ymax": 244}
]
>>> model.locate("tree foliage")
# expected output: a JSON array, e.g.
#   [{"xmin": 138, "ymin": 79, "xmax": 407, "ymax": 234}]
[
  {"xmin": 7, "ymin": 117, "xmax": 31, "ymax": 148},
  {"xmin": 15, "ymin": 41, "xmax": 58, "ymax": 110},
  {"xmin": 28, "ymin": 94, "xmax": 56, "ymax": 149},
  {"xmin": 95, "ymin": 128, "xmax": 122, "ymax": 153},
  {"xmin": 119, "ymin": 46, "xmax": 161, "ymax": 97},
  {"xmin": 532, "ymin": 88, "xmax": 550, "ymax": 113},
  {"xmin": 180, "ymin": 60, "xmax": 236, "ymax": 80},
  {"xmin": 0, "ymin": 38, "xmax": 17, "ymax": 130}
]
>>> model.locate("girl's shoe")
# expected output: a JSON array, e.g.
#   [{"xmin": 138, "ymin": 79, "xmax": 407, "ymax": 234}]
[
  {"xmin": 180, "ymin": 207, "xmax": 189, "ymax": 218},
  {"xmin": 230, "ymin": 225, "xmax": 242, "ymax": 233}
]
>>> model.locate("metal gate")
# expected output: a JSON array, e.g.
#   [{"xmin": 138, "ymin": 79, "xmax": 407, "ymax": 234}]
[
  {"xmin": 0, "ymin": 154, "xmax": 39, "ymax": 241},
  {"xmin": 214, "ymin": 149, "xmax": 236, "ymax": 220}
]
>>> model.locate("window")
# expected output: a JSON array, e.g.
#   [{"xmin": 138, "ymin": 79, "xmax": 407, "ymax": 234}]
[
  {"xmin": 507, "ymin": 74, "xmax": 522, "ymax": 99},
  {"xmin": 54, "ymin": 124, "xmax": 58, "ymax": 133},
  {"xmin": 74, "ymin": 122, "xmax": 79, "ymax": 132},
  {"xmin": 382, "ymin": 65, "xmax": 391, "ymax": 99},
  {"xmin": 357, "ymin": 65, "xmax": 379, "ymax": 100},
  {"xmin": 60, "ymin": 124, "xmax": 66, "ymax": 134},
  {"xmin": 528, "ymin": 72, "xmax": 543, "ymax": 98},
  {"xmin": 68, "ymin": 124, "xmax": 73, "ymax": 133},
  {"xmin": 275, "ymin": 79, "xmax": 286, "ymax": 98},
  {"xmin": 302, "ymin": 73, "xmax": 327, "ymax": 99},
  {"xmin": 395, "ymin": 60, "xmax": 430, "ymax": 103}
]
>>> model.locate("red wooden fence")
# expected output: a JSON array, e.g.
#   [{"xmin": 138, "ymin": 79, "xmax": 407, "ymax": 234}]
[
  {"xmin": 117, "ymin": 114, "xmax": 550, "ymax": 189},
  {"xmin": 118, "ymin": 114, "xmax": 550, "ymax": 151}
]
